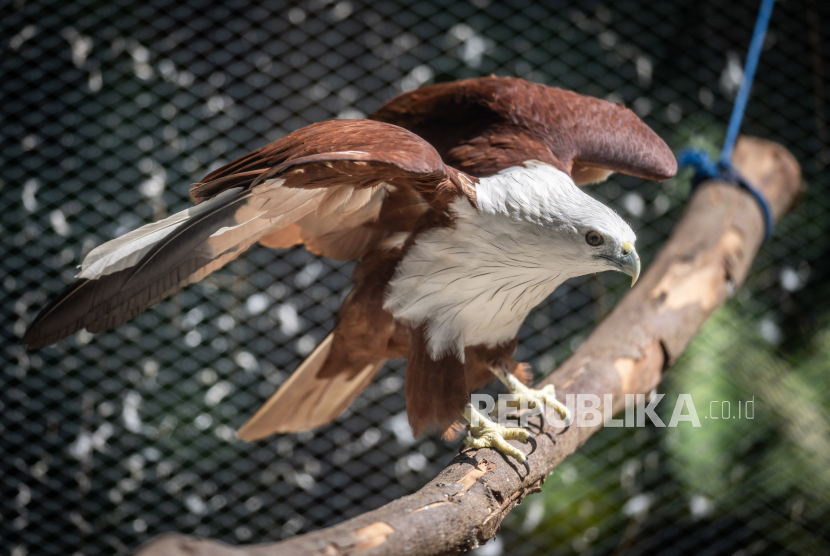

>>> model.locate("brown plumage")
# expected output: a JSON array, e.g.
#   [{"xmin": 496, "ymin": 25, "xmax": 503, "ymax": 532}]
[
  {"xmin": 370, "ymin": 76, "xmax": 677, "ymax": 182},
  {"xmin": 22, "ymin": 76, "xmax": 676, "ymax": 441}
]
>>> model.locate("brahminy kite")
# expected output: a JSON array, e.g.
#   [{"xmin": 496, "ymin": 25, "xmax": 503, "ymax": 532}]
[{"xmin": 23, "ymin": 77, "xmax": 676, "ymax": 462}]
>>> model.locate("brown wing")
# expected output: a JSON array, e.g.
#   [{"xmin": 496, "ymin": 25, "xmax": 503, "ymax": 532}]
[
  {"xmin": 21, "ymin": 120, "xmax": 471, "ymax": 349},
  {"xmin": 370, "ymin": 76, "xmax": 677, "ymax": 183}
]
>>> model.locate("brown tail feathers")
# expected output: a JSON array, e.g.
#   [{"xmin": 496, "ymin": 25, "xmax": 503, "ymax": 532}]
[{"xmin": 237, "ymin": 333, "xmax": 385, "ymax": 441}]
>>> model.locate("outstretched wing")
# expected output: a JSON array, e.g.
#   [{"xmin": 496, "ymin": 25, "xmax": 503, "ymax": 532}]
[
  {"xmin": 370, "ymin": 76, "xmax": 677, "ymax": 184},
  {"xmin": 22, "ymin": 120, "xmax": 467, "ymax": 349}
]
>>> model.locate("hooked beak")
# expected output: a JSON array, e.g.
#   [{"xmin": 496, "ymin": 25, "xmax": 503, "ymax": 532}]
[{"xmin": 618, "ymin": 241, "xmax": 641, "ymax": 287}]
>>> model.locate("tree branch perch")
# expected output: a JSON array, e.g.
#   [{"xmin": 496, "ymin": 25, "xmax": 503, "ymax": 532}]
[{"xmin": 134, "ymin": 136, "xmax": 802, "ymax": 556}]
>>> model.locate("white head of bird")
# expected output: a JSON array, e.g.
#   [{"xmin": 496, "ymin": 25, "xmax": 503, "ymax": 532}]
[
  {"xmin": 384, "ymin": 161, "xmax": 641, "ymax": 362},
  {"xmin": 476, "ymin": 161, "xmax": 641, "ymax": 284}
]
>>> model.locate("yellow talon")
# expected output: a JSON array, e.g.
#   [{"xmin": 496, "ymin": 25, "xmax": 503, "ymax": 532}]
[
  {"xmin": 460, "ymin": 365, "xmax": 571, "ymax": 465},
  {"xmin": 492, "ymin": 366, "xmax": 571, "ymax": 425},
  {"xmin": 463, "ymin": 404, "xmax": 530, "ymax": 463}
]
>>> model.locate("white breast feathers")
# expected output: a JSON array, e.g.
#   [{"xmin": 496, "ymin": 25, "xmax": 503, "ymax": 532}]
[{"xmin": 384, "ymin": 162, "xmax": 590, "ymax": 363}]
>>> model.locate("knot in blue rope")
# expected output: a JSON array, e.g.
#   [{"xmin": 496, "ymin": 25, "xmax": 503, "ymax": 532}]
[{"xmin": 678, "ymin": 148, "xmax": 774, "ymax": 242}]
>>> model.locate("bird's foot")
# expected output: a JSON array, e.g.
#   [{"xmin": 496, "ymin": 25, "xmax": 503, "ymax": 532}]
[
  {"xmin": 491, "ymin": 365, "xmax": 571, "ymax": 425},
  {"xmin": 462, "ymin": 403, "xmax": 531, "ymax": 464}
]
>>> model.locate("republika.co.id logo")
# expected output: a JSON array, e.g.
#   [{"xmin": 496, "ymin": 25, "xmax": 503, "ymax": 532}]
[{"xmin": 469, "ymin": 393, "xmax": 755, "ymax": 428}]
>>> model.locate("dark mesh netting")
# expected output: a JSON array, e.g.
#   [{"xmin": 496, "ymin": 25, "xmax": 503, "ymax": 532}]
[{"xmin": 2, "ymin": 0, "xmax": 829, "ymax": 554}]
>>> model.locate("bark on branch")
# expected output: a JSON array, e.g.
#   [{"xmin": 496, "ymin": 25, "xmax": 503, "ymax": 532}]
[{"xmin": 134, "ymin": 137, "xmax": 802, "ymax": 556}]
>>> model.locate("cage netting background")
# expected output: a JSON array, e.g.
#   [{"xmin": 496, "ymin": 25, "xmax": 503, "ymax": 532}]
[{"xmin": 3, "ymin": 0, "xmax": 830, "ymax": 554}]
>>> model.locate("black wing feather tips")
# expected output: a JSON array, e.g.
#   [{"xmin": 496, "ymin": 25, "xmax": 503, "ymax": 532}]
[{"xmin": 21, "ymin": 188, "xmax": 252, "ymax": 349}]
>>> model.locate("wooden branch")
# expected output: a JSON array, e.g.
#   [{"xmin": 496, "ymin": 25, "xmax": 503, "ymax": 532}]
[{"xmin": 134, "ymin": 137, "xmax": 802, "ymax": 556}]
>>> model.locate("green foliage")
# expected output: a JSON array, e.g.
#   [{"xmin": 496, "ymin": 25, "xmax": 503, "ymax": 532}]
[
  {"xmin": 667, "ymin": 306, "xmax": 830, "ymax": 506},
  {"xmin": 504, "ymin": 305, "xmax": 830, "ymax": 554}
]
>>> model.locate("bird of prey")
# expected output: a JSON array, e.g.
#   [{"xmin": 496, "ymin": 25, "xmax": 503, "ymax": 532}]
[{"xmin": 22, "ymin": 77, "xmax": 676, "ymax": 462}]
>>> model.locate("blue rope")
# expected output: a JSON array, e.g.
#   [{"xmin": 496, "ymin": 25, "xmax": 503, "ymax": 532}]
[
  {"xmin": 678, "ymin": 0, "xmax": 776, "ymax": 242},
  {"xmin": 721, "ymin": 0, "xmax": 776, "ymax": 165}
]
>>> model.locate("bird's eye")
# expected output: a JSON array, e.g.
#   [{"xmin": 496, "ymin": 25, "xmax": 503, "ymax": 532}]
[{"xmin": 585, "ymin": 231, "xmax": 604, "ymax": 246}]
